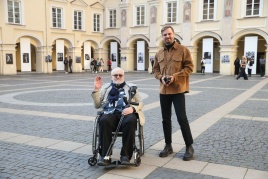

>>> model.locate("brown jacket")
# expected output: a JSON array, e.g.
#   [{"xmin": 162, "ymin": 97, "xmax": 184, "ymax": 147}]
[{"xmin": 153, "ymin": 42, "xmax": 194, "ymax": 94}]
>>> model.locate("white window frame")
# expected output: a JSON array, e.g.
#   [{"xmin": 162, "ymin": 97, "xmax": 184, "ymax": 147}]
[
  {"xmin": 133, "ymin": 4, "xmax": 146, "ymax": 26},
  {"xmin": 93, "ymin": 13, "xmax": 101, "ymax": 32},
  {"xmin": 107, "ymin": 9, "xmax": 116, "ymax": 28},
  {"xmin": 51, "ymin": 6, "xmax": 64, "ymax": 29},
  {"xmin": 202, "ymin": 0, "xmax": 215, "ymax": 20},
  {"xmin": 73, "ymin": 10, "xmax": 83, "ymax": 30},
  {"xmin": 7, "ymin": 0, "xmax": 22, "ymax": 24},
  {"xmin": 163, "ymin": 0, "xmax": 178, "ymax": 24},
  {"xmin": 245, "ymin": 0, "xmax": 262, "ymax": 17}
]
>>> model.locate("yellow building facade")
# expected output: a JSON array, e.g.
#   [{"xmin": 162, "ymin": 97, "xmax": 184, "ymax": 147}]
[{"xmin": 0, "ymin": 0, "xmax": 267, "ymax": 75}]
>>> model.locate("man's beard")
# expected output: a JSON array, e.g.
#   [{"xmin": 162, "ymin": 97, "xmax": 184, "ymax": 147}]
[{"xmin": 113, "ymin": 80, "xmax": 124, "ymax": 85}]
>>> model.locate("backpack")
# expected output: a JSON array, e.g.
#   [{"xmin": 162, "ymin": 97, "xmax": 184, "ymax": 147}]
[
  {"xmin": 201, "ymin": 60, "xmax": 204, "ymax": 65},
  {"xmin": 249, "ymin": 60, "xmax": 254, "ymax": 66}
]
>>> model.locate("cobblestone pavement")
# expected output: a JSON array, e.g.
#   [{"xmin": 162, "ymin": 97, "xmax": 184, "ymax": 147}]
[{"xmin": 0, "ymin": 71, "xmax": 267, "ymax": 179}]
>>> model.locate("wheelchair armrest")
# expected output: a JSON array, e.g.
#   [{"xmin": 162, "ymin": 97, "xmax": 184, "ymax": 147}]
[
  {"xmin": 130, "ymin": 102, "xmax": 139, "ymax": 106},
  {"xmin": 97, "ymin": 111, "xmax": 104, "ymax": 115}
]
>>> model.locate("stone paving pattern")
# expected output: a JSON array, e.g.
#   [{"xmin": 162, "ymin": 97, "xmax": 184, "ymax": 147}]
[{"xmin": 0, "ymin": 72, "xmax": 267, "ymax": 179}]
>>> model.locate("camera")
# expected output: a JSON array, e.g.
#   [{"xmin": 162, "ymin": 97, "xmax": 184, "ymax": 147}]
[{"xmin": 163, "ymin": 76, "xmax": 170, "ymax": 84}]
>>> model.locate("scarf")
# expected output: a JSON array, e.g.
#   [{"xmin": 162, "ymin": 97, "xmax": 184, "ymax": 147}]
[{"xmin": 107, "ymin": 81, "xmax": 126, "ymax": 106}]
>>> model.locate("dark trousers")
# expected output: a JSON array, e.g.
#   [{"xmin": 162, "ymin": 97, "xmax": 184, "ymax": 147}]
[
  {"xmin": 237, "ymin": 67, "xmax": 248, "ymax": 80},
  {"xmin": 260, "ymin": 65, "xmax": 265, "ymax": 77},
  {"xmin": 64, "ymin": 65, "xmax": 68, "ymax": 72},
  {"xmin": 234, "ymin": 67, "xmax": 240, "ymax": 75},
  {"xmin": 201, "ymin": 66, "xmax": 205, "ymax": 73},
  {"xmin": 99, "ymin": 112, "xmax": 137, "ymax": 158},
  {"xmin": 69, "ymin": 65, "xmax": 72, "ymax": 73},
  {"xmin": 160, "ymin": 93, "xmax": 193, "ymax": 147},
  {"xmin": 108, "ymin": 65, "xmax": 111, "ymax": 71},
  {"xmin": 247, "ymin": 68, "xmax": 252, "ymax": 77}
]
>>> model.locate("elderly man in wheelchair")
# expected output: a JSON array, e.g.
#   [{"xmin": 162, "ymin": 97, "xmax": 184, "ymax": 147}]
[{"xmin": 90, "ymin": 67, "xmax": 144, "ymax": 166}]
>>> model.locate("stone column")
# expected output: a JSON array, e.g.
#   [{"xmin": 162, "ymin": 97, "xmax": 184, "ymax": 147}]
[
  {"xmin": 0, "ymin": 44, "xmax": 17, "ymax": 75},
  {"xmin": 36, "ymin": 46, "xmax": 53, "ymax": 74},
  {"xmin": 265, "ymin": 44, "xmax": 268, "ymax": 77},
  {"xmin": 120, "ymin": 47, "xmax": 135, "ymax": 72},
  {"xmin": 187, "ymin": 46, "xmax": 198, "ymax": 73},
  {"xmin": 219, "ymin": 45, "xmax": 238, "ymax": 75},
  {"xmin": 70, "ymin": 47, "xmax": 82, "ymax": 72}
]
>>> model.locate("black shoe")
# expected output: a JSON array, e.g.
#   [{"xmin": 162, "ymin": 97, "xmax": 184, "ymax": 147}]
[
  {"xmin": 97, "ymin": 157, "xmax": 111, "ymax": 166},
  {"xmin": 159, "ymin": 144, "xmax": 173, "ymax": 157},
  {"xmin": 183, "ymin": 145, "xmax": 194, "ymax": 161},
  {"xmin": 120, "ymin": 156, "xmax": 130, "ymax": 164}
]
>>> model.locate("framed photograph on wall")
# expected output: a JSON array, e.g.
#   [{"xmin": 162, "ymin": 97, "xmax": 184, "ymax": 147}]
[
  {"xmin": 57, "ymin": 53, "xmax": 63, "ymax": 61},
  {"xmin": 6, "ymin": 54, "xmax": 13, "ymax": 64},
  {"xmin": 85, "ymin": 54, "xmax": 90, "ymax": 60},
  {"xmin": 76, "ymin": 56, "xmax": 81, "ymax": 63},
  {"xmin": 111, "ymin": 53, "xmax": 117, "ymax": 62},
  {"xmin": 23, "ymin": 53, "xmax": 29, "ymax": 63}
]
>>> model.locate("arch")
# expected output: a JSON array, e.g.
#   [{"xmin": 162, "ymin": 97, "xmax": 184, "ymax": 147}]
[
  {"xmin": 191, "ymin": 31, "xmax": 222, "ymax": 46},
  {"xmin": 126, "ymin": 34, "xmax": 150, "ymax": 47},
  {"xmin": 231, "ymin": 28, "xmax": 268, "ymax": 45},
  {"xmin": 83, "ymin": 39, "xmax": 99, "ymax": 49},
  {"xmin": 15, "ymin": 34, "xmax": 43, "ymax": 47},
  {"xmin": 100, "ymin": 36, "xmax": 121, "ymax": 48},
  {"xmin": 51, "ymin": 37, "xmax": 73, "ymax": 48}
]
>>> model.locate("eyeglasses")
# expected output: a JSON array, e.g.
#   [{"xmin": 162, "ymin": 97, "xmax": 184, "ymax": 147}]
[{"xmin": 112, "ymin": 74, "xmax": 123, "ymax": 78}]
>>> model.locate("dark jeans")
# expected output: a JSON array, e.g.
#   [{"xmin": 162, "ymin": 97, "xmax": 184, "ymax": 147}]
[
  {"xmin": 260, "ymin": 64, "xmax": 265, "ymax": 77},
  {"xmin": 247, "ymin": 68, "xmax": 252, "ymax": 76},
  {"xmin": 160, "ymin": 93, "xmax": 193, "ymax": 147},
  {"xmin": 99, "ymin": 112, "xmax": 137, "ymax": 158},
  {"xmin": 234, "ymin": 67, "xmax": 240, "ymax": 75},
  {"xmin": 237, "ymin": 67, "xmax": 248, "ymax": 80},
  {"xmin": 201, "ymin": 66, "xmax": 205, "ymax": 73}
]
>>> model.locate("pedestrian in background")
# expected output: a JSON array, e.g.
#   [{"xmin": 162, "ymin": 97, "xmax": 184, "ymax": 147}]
[
  {"xmin": 69, "ymin": 56, "xmax": 73, "ymax": 73},
  {"xmin": 234, "ymin": 57, "xmax": 240, "ymax": 78},
  {"xmin": 99, "ymin": 58, "xmax": 104, "ymax": 72},
  {"xmin": 90, "ymin": 58, "xmax": 96, "ymax": 73},
  {"xmin": 153, "ymin": 25, "xmax": 194, "ymax": 161},
  {"xmin": 247, "ymin": 58, "xmax": 253, "ymax": 77},
  {"xmin": 64, "ymin": 57, "xmax": 69, "ymax": 74},
  {"xmin": 259, "ymin": 55, "xmax": 266, "ymax": 78},
  {"xmin": 236, "ymin": 56, "xmax": 248, "ymax": 80},
  {"xmin": 150, "ymin": 58, "xmax": 155, "ymax": 74},
  {"xmin": 107, "ymin": 59, "xmax": 112, "ymax": 72},
  {"xmin": 201, "ymin": 58, "xmax": 206, "ymax": 74}
]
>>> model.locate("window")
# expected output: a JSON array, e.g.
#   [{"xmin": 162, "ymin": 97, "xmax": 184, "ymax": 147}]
[
  {"xmin": 94, "ymin": 14, "xmax": 100, "ymax": 32},
  {"xmin": 7, "ymin": 0, "xmax": 21, "ymax": 24},
  {"xmin": 136, "ymin": 6, "xmax": 145, "ymax": 26},
  {"xmin": 246, "ymin": 0, "xmax": 260, "ymax": 16},
  {"xmin": 167, "ymin": 1, "xmax": 177, "ymax": 23},
  {"xmin": 109, "ymin": 9, "xmax": 116, "ymax": 28},
  {"xmin": 74, "ymin": 10, "xmax": 82, "ymax": 30},
  {"xmin": 203, "ymin": 0, "xmax": 214, "ymax": 20},
  {"xmin": 52, "ymin": 7, "xmax": 63, "ymax": 28}
]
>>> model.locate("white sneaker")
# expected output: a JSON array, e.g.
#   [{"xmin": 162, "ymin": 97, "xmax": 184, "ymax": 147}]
[{"xmin": 262, "ymin": 77, "xmax": 265, "ymax": 78}]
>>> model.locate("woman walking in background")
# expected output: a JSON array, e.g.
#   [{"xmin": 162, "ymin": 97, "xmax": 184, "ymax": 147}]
[
  {"xmin": 236, "ymin": 56, "xmax": 248, "ymax": 80},
  {"xmin": 234, "ymin": 57, "xmax": 240, "ymax": 78}
]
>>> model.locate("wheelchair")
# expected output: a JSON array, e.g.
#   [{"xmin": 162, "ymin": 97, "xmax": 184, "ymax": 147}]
[
  {"xmin": 88, "ymin": 86, "xmax": 144, "ymax": 167},
  {"xmin": 88, "ymin": 111, "xmax": 144, "ymax": 167}
]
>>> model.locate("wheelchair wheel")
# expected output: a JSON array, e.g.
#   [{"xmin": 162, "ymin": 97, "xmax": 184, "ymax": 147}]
[
  {"xmin": 92, "ymin": 115, "xmax": 100, "ymax": 153},
  {"xmin": 138, "ymin": 126, "xmax": 144, "ymax": 156},
  {"xmin": 88, "ymin": 157, "xmax": 97, "ymax": 166},
  {"xmin": 134, "ymin": 153, "xmax": 141, "ymax": 167}
]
